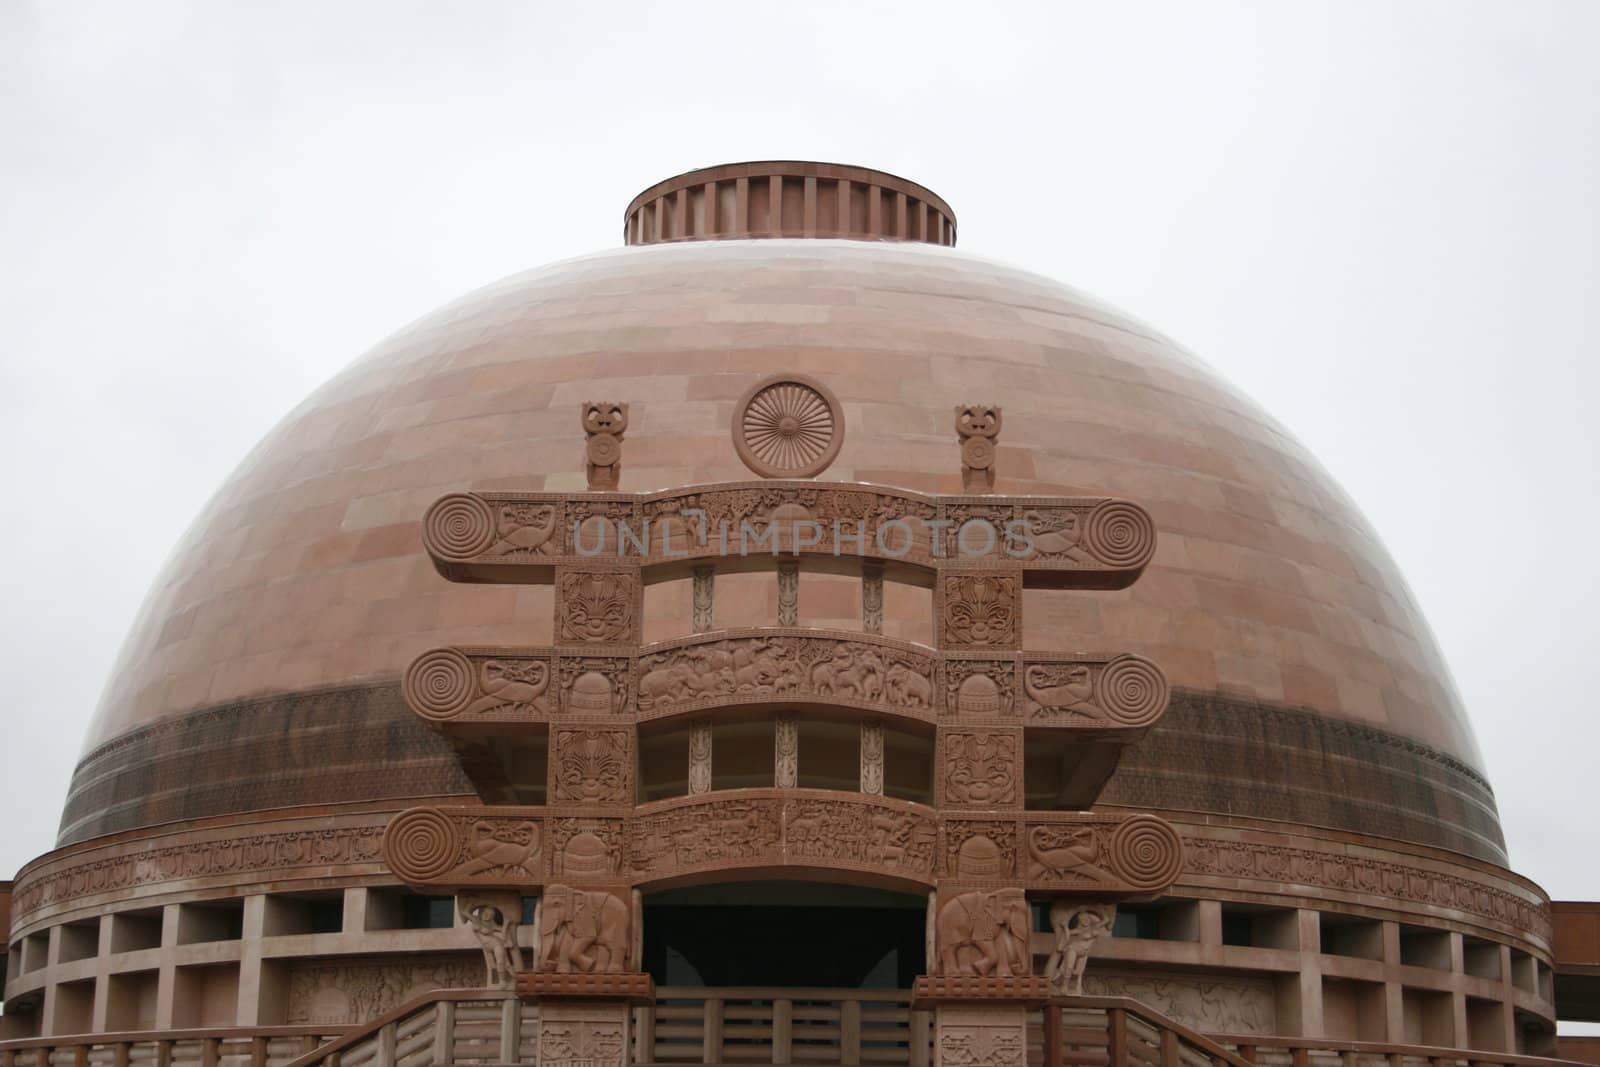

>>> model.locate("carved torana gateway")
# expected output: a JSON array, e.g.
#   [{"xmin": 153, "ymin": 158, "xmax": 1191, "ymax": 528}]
[
  {"xmin": 382, "ymin": 379, "xmax": 1179, "ymax": 1067},
  {"xmin": 3, "ymin": 161, "xmax": 1568, "ymax": 1060}
]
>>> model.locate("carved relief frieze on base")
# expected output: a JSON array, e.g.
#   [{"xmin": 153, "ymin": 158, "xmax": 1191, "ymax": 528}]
[
  {"xmin": 1082, "ymin": 971, "xmax": 1277, "ymax": 1036},
  {"xmin": 286, "ymin": 956, "xmax": 482, "ymax": 1024},
  {"xmin": 933, "ymin": 1005, "xmax": 1029, "ymax": 1067},
  {"xmin": 537, "ymin": 1003, "xmax": 631, "ymax": 1067}
]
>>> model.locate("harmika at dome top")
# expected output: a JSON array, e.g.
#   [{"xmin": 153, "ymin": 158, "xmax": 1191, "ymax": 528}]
[{"xmin": 65, "ymin": 161, "xmax": 1500, "ymax": 866}]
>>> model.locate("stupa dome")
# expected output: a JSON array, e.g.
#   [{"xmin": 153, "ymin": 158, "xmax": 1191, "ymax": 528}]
[{"xmin": 65, "ymin": 161, "xmax": 1495, "ymax": 867}]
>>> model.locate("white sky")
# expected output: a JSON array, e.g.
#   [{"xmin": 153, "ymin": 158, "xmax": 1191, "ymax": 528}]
[{"xmin": 2, "ymin": 0, "xmax": 1597, "ymax": 975}]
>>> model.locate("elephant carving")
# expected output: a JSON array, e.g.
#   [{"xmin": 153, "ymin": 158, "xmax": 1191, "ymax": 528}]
[
  {"xmin": 537, "ymin": 884, "xmax": 631, "ymax": 974},
  {"xmin": 935, "ymin": 888, "xmax": 1030, "ymax": 977}
]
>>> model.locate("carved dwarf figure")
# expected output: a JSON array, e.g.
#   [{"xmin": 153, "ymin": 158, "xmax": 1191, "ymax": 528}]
[
  {"xmin": 936, "ymin": 887, "xmax": 1030, "ymax": 977},
  {"xmin": 1045, "ymin": 901, "xmax": 1116, "ymax": 996},
  {"xmin": 460, "ymin": 896, "xmax": 523, "ymax": 989},
  {"xmin": 583, "ymin": 401, "xmax": 629, "ymax": 490},
  {"xmin": 954, "ymin": 404, "xmax": 1002, "ymax": 492}
]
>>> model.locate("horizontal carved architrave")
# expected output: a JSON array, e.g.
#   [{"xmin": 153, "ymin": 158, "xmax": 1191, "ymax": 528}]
[
  {"xmin": 402, "ymin": 637, "xmax": 1166, "ymax": 738},
  {"xmin": 383, "ymin": 798, "xmax": 1184, "ymax": 897},
  {"xmin": 421, "ymin": 480, "xmax": 1154, "ymax": 588}
]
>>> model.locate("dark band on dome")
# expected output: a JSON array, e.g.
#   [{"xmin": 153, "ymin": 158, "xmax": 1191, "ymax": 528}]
[{"xmin": 57, "ymin": 684, "xmax": 1505, "ymax": 865}]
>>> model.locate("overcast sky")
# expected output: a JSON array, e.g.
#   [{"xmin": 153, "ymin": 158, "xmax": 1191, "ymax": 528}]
[{"xmin": 3, "ymin": 0, "xmax": 1597, "ymax": 963}]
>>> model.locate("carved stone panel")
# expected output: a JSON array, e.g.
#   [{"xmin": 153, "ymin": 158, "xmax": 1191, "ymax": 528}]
[
  {"xmin": 935, "ymin": 1006, "xmax": 1028, "ymax": 1067},
  {"xmin": 775, "ymin": 717, "xmax": 798, "ymax": 788},
  {"xmin": 942, "ymin": 658, "xmax": 1018, "ymax": 718},
  {"xmin": 1024, "ymin": 814, "xmax": 1184, "ymax": 893},
  {"xmin": 635, "ymin": 631, "xmax": 935, "ymax": 721},
  {"xmin": 1083, "ymin": 972, "xmax": 1277, "ymax": 1036},
  {"xmin": 784, "ymin": 794, "xmax": 937, "ymax": 880},
  {"xmin": 939, "ymin": 729, "xmax": 1021, "ymax": 808},
  {"xmin": 862, "ymin": 563, "xmax": 884, "ymax": 634},
  {"xmin": 937, "ymin": 574, "xmax": 1020, "ymax": 650},
  {"xmin": 551, "ymin": 728, "xmax": 634, "ymax": 805},
  {"xmin": 557, "ymin": 568, "xmax": 641, "ymax": 646},
  {"xmin": 860, "ymin": 720, "xmax": 884, "ymax": 796},
  {"xmin": 539, "ymin": 1003, "xmax": 630, "ymax": 1067},
  {"xmin": 687, "ymin": 720, "xmax": 713, "ymax": 795},
  {"xmin": 423, "ymin": 493, "xmax": 562, "ymax": 563},
  {"xmin": 943, "ymin": 821, "xmax": 1019, "ymax": 880},
  {"xmin": 285, "ymin": 957, "xmax": 481, "ymax": 1024},
  {"xmin": 550, "ymin": 818, "xmax": 627, "ymax": 882},
  {"xmin": 777, "ymin": 562, "xmax": 799, "ymax": 625},
  {"xmin": 557, "ymin": 656, "xmax": 632, "ymax": 716},
  {"xmin": 1022, "ymin": 654, "xmax": 1169, "ymax": 729},
  {"xmin": 692, "ymin": 566, "xmax": 715, "ymax": 632},
  {"xmin": 628, "ymin": 795, "xmax": 784, "ymax": 880},
  {"xmin": 404, "ymin": 649, "xmax": 554, "ymax": 723},
  {"xmin": 933, "ymin": 888, "xmax": 1030, "ymax": 977},
  {"xmin": 536, "ymin": 884, "xmax": 633, "ymax": 974},
  {"xmin": 384, "ymin": 807, "xmax": 544, "ymax": 888},
  {"xmin": 732, "ymin": 374, "xmax": 845, "ymax": 479}
]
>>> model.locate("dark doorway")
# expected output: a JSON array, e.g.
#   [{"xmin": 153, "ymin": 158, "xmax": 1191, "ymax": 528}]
[{"xmin": 642, "ymin": 881, "xmax": 926, "ymax": 989}]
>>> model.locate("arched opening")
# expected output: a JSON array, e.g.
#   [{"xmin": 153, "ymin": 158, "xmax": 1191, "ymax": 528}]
[{"xmin": 642, "ymin": 880, "xmax": 926, "ymax": 989}]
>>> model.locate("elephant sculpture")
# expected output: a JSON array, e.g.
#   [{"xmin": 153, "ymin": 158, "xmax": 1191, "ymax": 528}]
[
  {"xmin": 537, "ymin": 884, "xmax": 631, "ymax": 974},
  {"xmin": 935, "ymin": 887, "xmax": 1030, "ymax": 977}
]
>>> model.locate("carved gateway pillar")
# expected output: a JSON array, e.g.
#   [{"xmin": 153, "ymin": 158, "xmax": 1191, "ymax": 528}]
[{"xmin": 390, "ymin": 387, "xmax": 1180, "ymax": 1067}]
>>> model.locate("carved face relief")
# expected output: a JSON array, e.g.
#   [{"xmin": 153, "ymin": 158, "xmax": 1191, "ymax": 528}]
[
  {"xmin": 559, "ymin": 571, "xmax": 637, "ymax": 644},
  {"xmin": 944, "ymin": 731, "xmax": 1019, "ymax": 806},
  {"xmin": 554, "ymin": 729, "xmax": 631, "ymax": 804},
  {"xmin": 941, "ymin": 576, "xmax": 1018, "ymax": 648}
]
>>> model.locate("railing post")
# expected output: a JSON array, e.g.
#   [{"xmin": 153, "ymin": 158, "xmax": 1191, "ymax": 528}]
[
  {"xmin": 1387, "ymin": 1055, "xmax": 1404, "ymax": 1067},
  {"xmin": 635, "ymin": 1003, "xmax": 656, "ymax": 1066},
  {"xmin": 1161, "ymin": 1028, "xmax": 1179, "ymax": 1067},
  {"xmin": 434, "ymin": 1000, "xmax": 456, "ymax": 1065},
  {"xmin": 113, "ymin": 1044, "xmax": 131, "ymax": 1067},
  {"xmin": 156, "ymin": 1040, "xmax": 172, "ymax": 1067},
  {"xmin": 501, "ymin": 998, "xmax": 521, "ymax": 1064},
  {"xmin": 1108, "ymin": 1009, "xmax": 1128, "ymax": 1067},
  {"xmin": 251, "ymin": 1036, "xmax": 267, "ymax": 1067},
  {"xmin": 910, "ymin": 1009, "xmax": 932, "ymax": 1067},
  {"xmin": 1340, "ymin": 1052, "xmax": 1356, "ymax": 1067},
  {"xmin": 1044, "ymin": 1003, "xmax": 1063, "ymax": 1067},
  {"xmin": 773, "ymin": 998, "xmax": 793, "ymax": 1065},
  {"xmin": 202, "ymin": 1038, "xmax": 220, "ymax": 1067},
  {"xmin": 1238, "ymin": 1046, "xmax": 1255, "ymax": 1065},
  {"xmin": 1292, "ymin": 1048, "xmax": 1309, "ymax": 1067},
  {"xmin": 703, "ymin": 997, "xmax": 724, "ymax": 1065},
  {"xmin": 377, "ymin": 1022, "xmax": 396, "ymax": 1067},
  {"xmin": 841, "ymin": 1000, "xmax": 862, "ymax": 1066},
  {"xmin": 1, "ymin": 1048, "xmax": 13, "ymax": 1067}
]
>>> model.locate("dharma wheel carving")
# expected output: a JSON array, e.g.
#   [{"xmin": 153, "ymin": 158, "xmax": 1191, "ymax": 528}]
[{"xmin": 732, "ymin": 373, "xmax": 844, "ymax": 478}]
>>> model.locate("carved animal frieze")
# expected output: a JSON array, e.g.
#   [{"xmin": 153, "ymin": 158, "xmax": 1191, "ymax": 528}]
[
  {"xmin": 582, "ymin": 401, "xmax": 628, "ymax": 491},
  {"xmin": 939, "ymin": 574, "xmax": 1019, "ymax": 649},
  {"xmin": 941, "ymin": 730, "xmax": 1020, "ymax": 807},
  {"xmin": 552, "ymin": 728, "xmax": 633, "ymax": 805},
  {"xmin": 537, "ymin": 884, "xmax": 632, "ymax": 974},
  {"xmin": 935, "ymin": 887, "xmax": 1030, "ymax": 977},
  {"xmin": 404, "ymin": 648, "xmax": 554, "ymax": 722},
  {"xmin": 635, "ymin": 631, "xmax": 935, "ymax": 720},
  {"xmin": 383, "ymin": 807, "xmax": 543, "ymax": 887},
  {"xmin": 557, "ymin": 568, "xmax": 640, "ymax": 645}
]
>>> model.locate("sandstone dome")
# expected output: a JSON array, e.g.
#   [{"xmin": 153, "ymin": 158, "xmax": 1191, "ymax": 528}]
[{"xmin": 64, "ymin": 175, "xmax": 1500, "ymax": 867}]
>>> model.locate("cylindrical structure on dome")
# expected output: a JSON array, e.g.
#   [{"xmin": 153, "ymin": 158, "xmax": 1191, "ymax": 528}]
[{"xmin": 0, "ymin": 161, "xmax": 1558, "ymax": 1056}]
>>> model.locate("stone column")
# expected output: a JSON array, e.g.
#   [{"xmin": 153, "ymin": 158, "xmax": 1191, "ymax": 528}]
[
  {"xmin": 520, "ymin": 890, "xmax": 652, "ymax": 1067},
  {"xmin": 775, "ymin": 717, "xmax": 798, "ymax": 788},
  {"xmin": 860, "ymin": 720, "xmax": 884, "ymax": 796},
  {"xmin": 692, "ymin": 566, "xmax": 715, "ymax": 632},
  {"xmin": 688, "ymin": 720, "xmax": 713, "ymax": 795},
  {"xmin": 777, "ymin": 562, "xmax": 799, "ymax": 625},
  {"xmin": 862, "ymin": 563, "xmax": 884, "ymax": 634}
]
